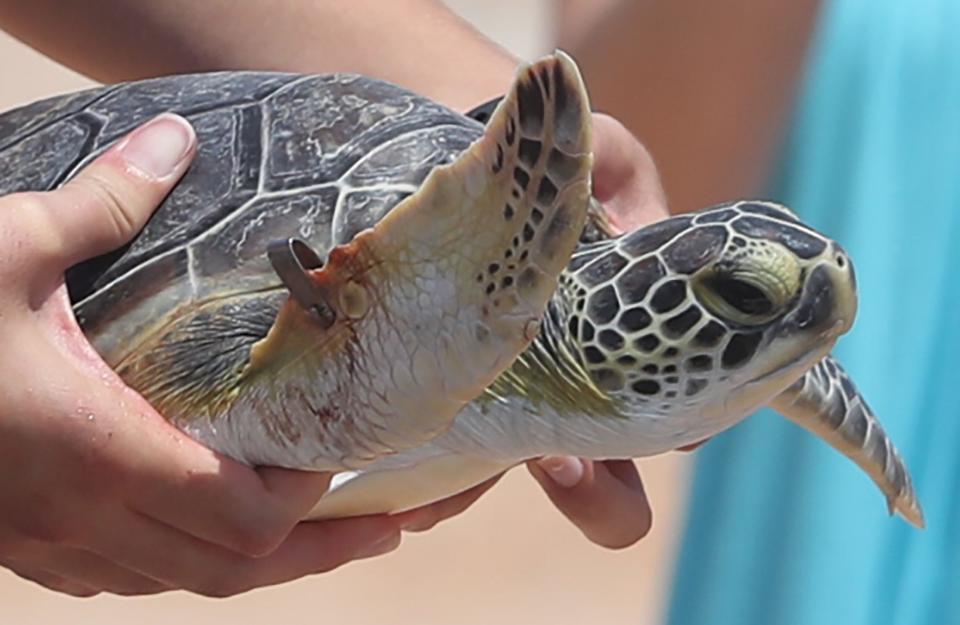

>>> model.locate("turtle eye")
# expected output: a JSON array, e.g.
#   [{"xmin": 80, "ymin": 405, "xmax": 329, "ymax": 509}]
[
  {"xmin": 694, "ymin": 240, "xmax": 802, "ymax": 326},
  {"xmin": 703, "ymin": 275, "xmax": 775, "ymax": 318},
  {"xmin": 694, "ymin": 269, "xmax": 792, "ymax": 326}
]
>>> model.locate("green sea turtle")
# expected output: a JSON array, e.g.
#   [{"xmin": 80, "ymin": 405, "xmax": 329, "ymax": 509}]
[{"xmin": 0, "ymin": 52, "xmax": 923, "ymax": 529}]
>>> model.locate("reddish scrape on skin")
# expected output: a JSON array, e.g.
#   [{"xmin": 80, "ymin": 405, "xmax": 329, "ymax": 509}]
[
  {"xmin": 266, "ymin": 385, "xmax": 342, "ymax": 446},
  {"xmin": 306, "ymin": 232, "xmax": 384, "ymax": 319},
  {"xmin": 325, "ymin": 227, "xmax": 386, "ymax": 279},
  {"xmin": 313, "ymin": 405, "xmax": 340, "ymax": 424}
]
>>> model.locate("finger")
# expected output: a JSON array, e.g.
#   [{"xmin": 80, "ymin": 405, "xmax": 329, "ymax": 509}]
[
  {"xmin": 88, "ymin": 511, "xmax": 400, "ymax": 597},
  {"xmin": 126, "ymin": 449, "xmax": 334, "ymax": 558},
  {"xmin": 392, "ymin": 474, "xmax": 503, "ymax": 533},
  {"xmin": 256, "ymin": 466, "xmax": 335, "ymax": 520},
  {"xmin": 39, "ymin": 547, "xmax": 171, "ymax": 596},
  {"xmin": 7, "ymin": 563, "xmax": 99, "ymax": 598},
  {"xmin": 237, "ymin": 517, "xmax": 402, "ymax": 586},
  {"xmin": 590, "ymin": 113, "xmax": 668, "ymax": 231},
  {"xmin": 531, "ymin": 455, "xmax": 584, "ymax": 487},
  {"xmin": 528, "ymin": 458, "xmax": 652, "ymax": 549},
  {"xmin": 29, "ymin": 113, "xmax": 196, "ymax": 271}
]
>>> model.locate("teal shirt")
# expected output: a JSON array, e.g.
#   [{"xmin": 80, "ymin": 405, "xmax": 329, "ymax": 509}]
[{"xmin": 668, "ymin": 1, "xmax": 960, "ymax": 624}]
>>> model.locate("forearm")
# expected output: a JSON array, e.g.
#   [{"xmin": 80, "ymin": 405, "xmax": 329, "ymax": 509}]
[
  {"xmin": 564, "ymin": 0, "xmax": 821, "ymax": 212},
  {"xmin": 0, "ymin": 0, "xmax": 517, "ymax": 110}
]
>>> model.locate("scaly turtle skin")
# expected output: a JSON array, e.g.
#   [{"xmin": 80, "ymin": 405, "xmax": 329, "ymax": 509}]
[{"xmin": 0, "ymin": 53, "xmax": 923, "ymax": 528}]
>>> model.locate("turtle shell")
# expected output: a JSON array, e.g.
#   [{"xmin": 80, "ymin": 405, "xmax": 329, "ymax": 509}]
[{"xmin": 0, "ymin": 72, "xmax": 482, "ymax": 359}]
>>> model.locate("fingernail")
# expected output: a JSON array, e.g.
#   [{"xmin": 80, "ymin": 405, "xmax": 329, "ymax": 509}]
[
  {"xmin": 119, "ymin": 113, "xmax": 194, "ymax": 179},
  {"xmin": 539, "ymin": 456, "xmax": 584, "ymax": 488},
  {"xmin": 356, "ymin": 531, "xmax": 401, "ymax": 559}
]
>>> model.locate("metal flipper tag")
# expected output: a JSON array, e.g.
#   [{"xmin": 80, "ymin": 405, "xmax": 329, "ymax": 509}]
[{"xmin": 267, "ymin": 238, "xmax": 336, "ymax": 327}]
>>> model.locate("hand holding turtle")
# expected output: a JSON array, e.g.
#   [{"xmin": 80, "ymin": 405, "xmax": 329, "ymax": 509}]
[
  {"xmin": 0, "ymin": 12, "xmax": 923, "ymax": 596},
  {"xmin": 0, "ymin": 1, "xmax": 695, "ymax": 552},
  {"xmin": 0, "ymin": 115, "xmax": 403, "ymax": 597}
]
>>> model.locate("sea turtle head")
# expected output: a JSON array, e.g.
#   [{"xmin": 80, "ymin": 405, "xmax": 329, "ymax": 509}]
[
  {"xmin": 558, "ymin": 200, "xmax": 856, "ymax": 416},
  {"xmin": 537, "ymin": 200, "xmax": 923, "ymax": 527}
]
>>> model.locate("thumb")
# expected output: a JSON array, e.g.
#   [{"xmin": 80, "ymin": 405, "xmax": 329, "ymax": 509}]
[{"xmin": 45, "ymin": 113, "xmax": 196, "ymax": 268}]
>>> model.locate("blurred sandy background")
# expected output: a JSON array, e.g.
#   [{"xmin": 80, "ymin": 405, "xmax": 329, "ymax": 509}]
[{"xmin": 0, "ymin": 2, "xmax": 693, "ymax": 623}]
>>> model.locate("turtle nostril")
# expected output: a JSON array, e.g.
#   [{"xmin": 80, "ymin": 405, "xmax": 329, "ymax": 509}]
[{"xmin": 830, "ymin": 242, "xmax": 850, "ymax": 270}]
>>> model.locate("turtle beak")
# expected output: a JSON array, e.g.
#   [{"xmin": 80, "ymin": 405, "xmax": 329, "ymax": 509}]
[
  {"xmin": 830, "ymin": 243, "xmax": 858, "ymax": 334},
  {"xmin": 739, "ymin": 244, "xmax": 857, "ymax": 394},
  {"xmin": 786, "ymin": 244, "xmax": 858, "ymax": 340}
]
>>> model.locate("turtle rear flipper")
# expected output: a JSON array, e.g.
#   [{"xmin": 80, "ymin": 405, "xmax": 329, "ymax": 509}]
[
  {"xmin": 771, "ymin": 355, "xmax": 925, "ymax": 528},
  {"xmin": 200, "ymin": 52, "xmax": 594, "ymax": 467}
]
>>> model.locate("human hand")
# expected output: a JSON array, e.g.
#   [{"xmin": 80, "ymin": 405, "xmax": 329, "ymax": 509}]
[{"xmin": 0, "ymin": 114, "xmax": 401, "ymax": 598}]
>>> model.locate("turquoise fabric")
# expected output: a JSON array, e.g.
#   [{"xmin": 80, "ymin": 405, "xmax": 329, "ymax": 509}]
[{"xmin": 667, "ymin": 1, "xmax": 960, "ymax": 624}]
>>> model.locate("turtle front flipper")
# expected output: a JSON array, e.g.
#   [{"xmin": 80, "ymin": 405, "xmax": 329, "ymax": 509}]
[
  {"xmin": 770, "ymin": 355, "xmax": 925, "ymax": 528},
  {"xmin": 155, "ymin": 52, "xmax": 594, "ymax": 469}
]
